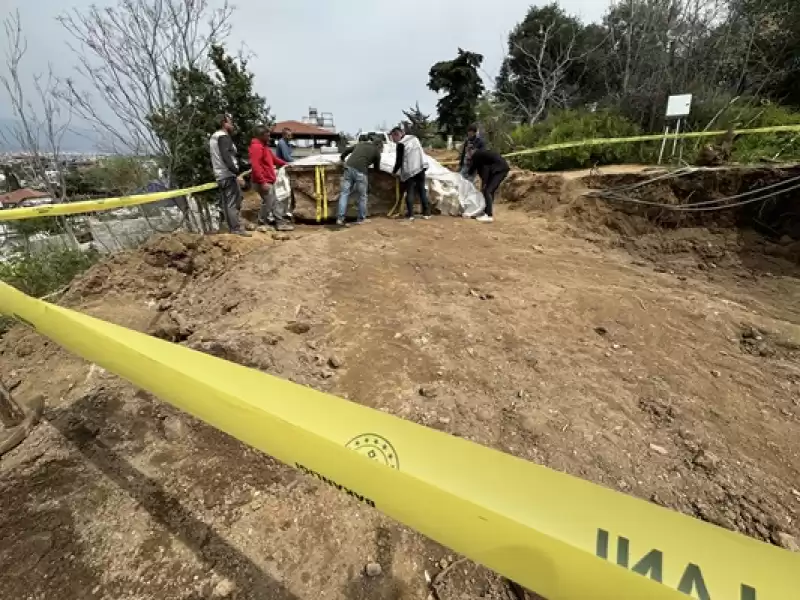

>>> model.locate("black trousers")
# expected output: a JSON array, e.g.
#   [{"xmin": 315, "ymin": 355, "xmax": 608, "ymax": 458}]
[
  {"xmin": 483, "ymin": 167, "xmax": 509, "ymax": 217},
  {"xmin": 404, "ymin": 171, "xmax": 431, "ymax": 217}
]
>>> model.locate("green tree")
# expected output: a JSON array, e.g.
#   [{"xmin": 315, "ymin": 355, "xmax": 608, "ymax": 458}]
[
  {"xmin": 496, "ymin": 4, "xmax": 593, "ymax": 124},
  {"xmin": 475, "ymin": 94, "xmax": 517, "ymax": 153},
  {"xmin": 84, "ymin": 156, "xmax": 158, "ymax": 195},
  {"xmin": 401, "ymin": 102, "xmax": 436, "ymax": 143},
  {"xmin": 428, "ymin": 48, "xmax": 485, "ymax": 138},
  {"xmin": 149, "ymin": 44, "xmax": 272, "ymax": 187}
]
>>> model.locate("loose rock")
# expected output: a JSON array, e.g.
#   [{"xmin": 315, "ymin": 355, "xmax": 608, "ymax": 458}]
[
  {"xmin": 692, "ymin": 449, "xmax": 720, "ymax": 472},
  {"xmin": 212, "ymin": 578, "xmax": 236, "ymax": 597},
  {"xmin": 222, "ymin": 299, "xmax": 240, "ymax": 314},
  {"xmin": 365, "ymin": 562, "xmax": 382, "ymax": 577},
  {"xmin": 286, "ymin": 321, "xmax": 311, "ymax": 335},
  {"xmin": 776, "ymin": 532, "xmax": 800, "ymax": 553},
  {"xmin": 649, "ymin": 443, "xmax": 668, "ymax": 456},
  {"xmin": 419, "ymin": 385, "xmax": 437, "ymax": 398},
  {"xmin": 162, "ymin": 416, "xmax": 190, "ymax": 442},
  {"xmin": 328, "ymin": 355, "xmax": 343, "ymax": 369}
]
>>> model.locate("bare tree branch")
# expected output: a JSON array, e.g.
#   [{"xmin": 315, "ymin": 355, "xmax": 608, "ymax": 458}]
[
  {"xmin": 0, "ymin": 11, "xmax": 72, "ymax": 204},
  {"xmin": 57, "ymin": 0, "xmax": 233, "ymax": 182}
]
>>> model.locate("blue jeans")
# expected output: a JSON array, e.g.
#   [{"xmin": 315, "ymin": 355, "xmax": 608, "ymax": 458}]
[{"xmin": 337, "ymin": 167, "xmax": 368, "ymax": 222}]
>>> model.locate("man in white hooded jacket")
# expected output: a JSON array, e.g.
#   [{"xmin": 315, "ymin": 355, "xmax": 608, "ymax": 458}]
[{"xmin": 390, "ymin": 127, "xmax": 432, "ymax": 221}]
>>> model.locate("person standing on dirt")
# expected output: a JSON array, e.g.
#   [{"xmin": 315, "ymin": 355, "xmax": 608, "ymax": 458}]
[
  {"xmin": 458, "ymin": 124, "xmax": 485, "ymax": 183},
  {"xmin": 209, "ymin": 114, "xmax": 251, "ymax": 237},
  {"xmin": 336, "ymin": 138, "xmax": 383, "ymax": 226},
  {"xmin": 249, "ymin": 125, "xmax": 294, "ymax": 232},
  {"xmin": 276, "ymin": 128, "xmax": 297, "ymax": 220},
  {"xmin": 468, "ymin": 148, "xmax": 510, "ymax": 224},
  {"xmin": 390, "ymin": 127, "xmax": 431, "ymax": 221},
  {"xmin": 276, "ymin": 128, "xmax": 294, "ymax": 163}
]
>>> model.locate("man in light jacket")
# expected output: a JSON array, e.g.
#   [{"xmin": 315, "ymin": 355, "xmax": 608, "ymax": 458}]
[
  {"xmin": 209, "ymin": 113, "xmax": 250, "ymax": 237},
  {"xmin": 275, "ymin": 128, "xmax": 296, "ymax": 218},
  {"xmin": 390, "ymin": 127, "xmax": 431, "ymax": 221}
]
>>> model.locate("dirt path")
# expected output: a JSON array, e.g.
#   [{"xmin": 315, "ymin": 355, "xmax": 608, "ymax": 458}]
[{"xmin": 1, "ymin": 207, "xmax": 799, "ymax": 599}]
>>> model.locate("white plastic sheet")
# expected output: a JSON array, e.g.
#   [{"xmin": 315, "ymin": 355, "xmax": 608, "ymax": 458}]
[{"xmin": 275, "ymin": 148, "xmax": 484, "ymax": 217}]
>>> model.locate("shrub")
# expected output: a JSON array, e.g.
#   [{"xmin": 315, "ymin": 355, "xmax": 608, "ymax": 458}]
[
  {"xmin": 0, "ymin": 247, "xmax": 99, "ymax": 298},
  {"xmin": 509, "ymin": 109, "xmax": 648, "ymax": 171},
  {"xmin": 683, "ymin": 96, "xmax": 800, "ymax": 164}
]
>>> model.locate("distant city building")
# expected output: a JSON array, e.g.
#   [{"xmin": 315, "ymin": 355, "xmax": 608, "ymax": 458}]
[
  {"xmin": 271, "ymin": 118, "xmax": 340, "ymax": 157},
  {"xmin": 0, "ymin": 188, "xmax": 52, "ymax": 208},
  {"xmin": 301, "ymin": 107, "xmax": 336, "ymax": 133}
]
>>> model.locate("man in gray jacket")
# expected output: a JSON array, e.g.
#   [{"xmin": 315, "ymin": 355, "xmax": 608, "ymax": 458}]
[{"xmin": 209, "ymin": 114, "xmax": 250, "ymax": 237}]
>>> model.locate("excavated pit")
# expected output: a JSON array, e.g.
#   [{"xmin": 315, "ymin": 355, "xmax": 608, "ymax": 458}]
[{"xmin": 500, "ymin": 165, "xmax": 800, "ymax": 278}]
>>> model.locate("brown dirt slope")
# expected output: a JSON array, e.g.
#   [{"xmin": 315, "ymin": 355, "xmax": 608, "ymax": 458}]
[{"xmin": 1, "ymin": 188, "xmax": 800, "ymax": 599}]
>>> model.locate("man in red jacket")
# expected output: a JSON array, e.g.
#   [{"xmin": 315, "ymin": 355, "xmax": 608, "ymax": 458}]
[{"xmin": 249, "ymin": 125, "xmax": 294, "ymax": 232}]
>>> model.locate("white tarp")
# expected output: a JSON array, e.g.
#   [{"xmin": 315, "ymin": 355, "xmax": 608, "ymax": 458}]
[{"xmin": 276, "ymin": 148, "xmax": 484, "ymax": 217}]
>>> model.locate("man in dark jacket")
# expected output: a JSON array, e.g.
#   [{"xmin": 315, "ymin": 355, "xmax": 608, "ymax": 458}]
[
  {"xmin": 249, "ymin": 125, "xmax": 293, "ymax": 232},
  {"xmin": 468, "ymin": 148, "xmax": 509, "ymax": 224},
  {"xmin": 337, "ymin": 139, "xmax": 382, "ymax": 226},
  {"xmin": 458, "ymin": 124, "xmax": 485, "ymax": 182},
  {"xmin": 209, "ymin": 114, "xmax": 250, "ymax": 236}
]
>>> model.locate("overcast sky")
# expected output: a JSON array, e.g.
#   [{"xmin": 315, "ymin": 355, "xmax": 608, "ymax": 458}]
[{"xmin": 2, "ymin": 0, "xmax": 609, "ymax": 135}]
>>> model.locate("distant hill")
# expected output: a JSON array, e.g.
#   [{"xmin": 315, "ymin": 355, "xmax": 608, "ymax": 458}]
[{"xmin": 0, "ymin": 118, "xmax": 103, "ymax": 154}]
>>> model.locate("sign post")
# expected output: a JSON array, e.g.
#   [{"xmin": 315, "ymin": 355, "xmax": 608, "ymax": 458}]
[{"xmin": 659, "ymin": 94, "xmax": 693, "ymax": 164}]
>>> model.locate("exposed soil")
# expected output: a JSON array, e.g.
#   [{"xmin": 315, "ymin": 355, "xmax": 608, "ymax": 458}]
[{"xmin": 2, "ymin": 166, "xmax": 800, "ymax": 599}]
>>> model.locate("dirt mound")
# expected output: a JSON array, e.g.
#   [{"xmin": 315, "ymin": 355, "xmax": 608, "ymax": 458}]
[
  {"xmin": 66, "ymin": 232, "xmax": 250, "ymax": 303},
  {"xmin": 500, "ymin": 169, "xmax": 581, "ymax": 212}
]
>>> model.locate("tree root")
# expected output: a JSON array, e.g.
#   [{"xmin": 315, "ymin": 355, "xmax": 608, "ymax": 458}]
[{"xmin": 0, "ymin": 394, "xmax": 44, "ymax": 458}]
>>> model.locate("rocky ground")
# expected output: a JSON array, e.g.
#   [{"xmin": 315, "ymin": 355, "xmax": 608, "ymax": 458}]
[{"xmin": 1, "ymin": 173, "xmax": 800, "ymax": 599}]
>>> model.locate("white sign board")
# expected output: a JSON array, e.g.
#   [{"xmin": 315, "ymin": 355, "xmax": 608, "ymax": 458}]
[{"xmin": 666, "ymin": 94, "xmax": 693, "ymax": 118}]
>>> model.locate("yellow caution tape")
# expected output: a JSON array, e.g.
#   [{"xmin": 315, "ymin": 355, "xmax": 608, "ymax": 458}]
[
  {"xmin": 441, "ymin": 124, "xmax": 800, "ymax": 165},
  {"xmin": 322, "ymin": 166, "xmax": 329, "ymax": 221},
  {"xmin": 504, "ymin": 124, "xmax": 800, "ymax": 158},
  {"xmin": 0, "ymin": 182, "xmax": 219, "ymax": 222},
  {"xmin": 314, "ymin": 166, "xmax": 322, "ymax": 223},
  {"xmin": 1, "ymin": 281, "xmax": 798, "ymax": 599}
]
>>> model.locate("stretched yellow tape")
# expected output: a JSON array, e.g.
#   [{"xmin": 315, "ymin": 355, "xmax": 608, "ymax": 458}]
[
  {"xmin": 322, "ymin": 166, "xmax": 328, "ymax": 221},
  {"xmin": 0, "ymin": 182, "xmax": 219, "ymax": 222},
  {"xmin": 441, "ymin": 124, "xmax": 800, "ymax": 165},
  {"xmin": 504, "ymin": 124, "xmax": 800, "ymax": 159},
  {"xmin": 1, "ymin": 281, "xmax": 798, "ymax": 600}
]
